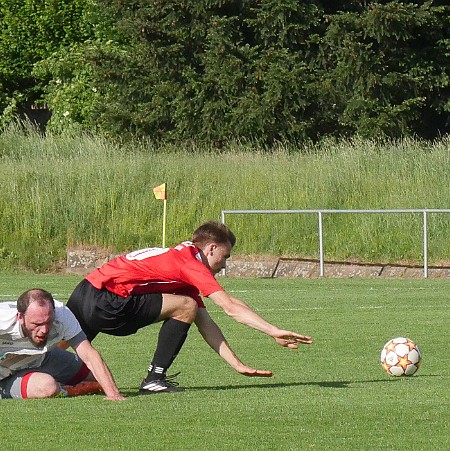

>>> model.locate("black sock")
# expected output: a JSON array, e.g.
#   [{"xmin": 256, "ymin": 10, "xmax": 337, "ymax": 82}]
[{"xmin": 145, "ymin": 319, "xmax": 191, "ymax": 381}]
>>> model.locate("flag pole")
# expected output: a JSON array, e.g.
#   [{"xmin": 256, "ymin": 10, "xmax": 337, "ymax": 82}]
[{"xmin": 162, "ymin": 198, "xmax": 167, "ymax": 248}]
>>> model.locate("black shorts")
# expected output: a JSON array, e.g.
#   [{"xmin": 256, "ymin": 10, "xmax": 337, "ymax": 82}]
[{"xmin": 66, "ymin": 279, "xmax": 163, "ymax": 341}]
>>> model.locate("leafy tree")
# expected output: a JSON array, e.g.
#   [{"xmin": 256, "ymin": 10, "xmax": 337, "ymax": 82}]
[
  {"xmin": 0, "ymin": 0, "xmax": 93, "ymax": 126},
  {"xmin": 315, "ymin": 1, "xmax": 450, "ymax": 139},
  {"xmin": 80, "ymin": 0, "xmax": 450, "ymax": 142},
  {"xmin": 74, "ymin": 0, "xmax": 323, "ymax": 143},
  {"xmin": 2, "ymin": 0, "xmax": 449, "ymax": 142}
]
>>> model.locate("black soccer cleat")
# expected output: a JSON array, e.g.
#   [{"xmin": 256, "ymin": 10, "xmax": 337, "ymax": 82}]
[{"xmin": 139, "ymin": 373, "xmax": 184, "ymax": 394}]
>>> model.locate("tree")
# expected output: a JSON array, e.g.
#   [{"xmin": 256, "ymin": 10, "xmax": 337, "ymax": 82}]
[
  {"xmin": 315, "ymin": 1, "xmax": 450, "ymax": 139},
  {"xmin": 78, "ymin": 0, "xmax": 450, "ymax": 142},
  {"xmin": 0, "ymin": 0, "xmax": 93, "ymax": 127},
  {"xmin": 3, "ymin": 0, "xmax": 449, "ymax": 142}
]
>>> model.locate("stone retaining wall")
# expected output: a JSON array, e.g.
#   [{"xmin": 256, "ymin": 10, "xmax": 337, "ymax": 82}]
[
  {"xmin": 67, "ymin": 248, "xmax": 450, "ymax": 278},
  {"xmin": 66, "ymin": 247, "xmax": 117, "ymax": 275},
  {"xmin": 225, "ymin": 257, "xmax": 450, "ymax": 278}
]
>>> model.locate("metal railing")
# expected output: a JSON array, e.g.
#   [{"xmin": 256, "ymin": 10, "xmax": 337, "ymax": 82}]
[{"xmin": 221, "ymin": 209, "xmax": 450, "ymax": 278}]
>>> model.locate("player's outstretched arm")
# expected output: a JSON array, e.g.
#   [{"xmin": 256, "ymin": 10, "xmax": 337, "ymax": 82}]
[
  {"xmin": 195, "ymin": 308, "xmax": 273, "ymax": 377},
  {"xmin": 208, "ymin": 290, "xmax": 313, "ymax": 348},
  {"xmin": 73, "ymin": 340, "xmax": 126, "ymax": 400}
]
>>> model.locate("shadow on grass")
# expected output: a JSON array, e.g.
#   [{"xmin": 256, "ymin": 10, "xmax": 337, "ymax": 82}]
[
  {"xmin": 189, "ymin": 373, "xmax": 441, "ymax": 392},
  {"xmin": 189, "ymin": 380, "xmax": 355, "ymax": 391},
  {"xmin": 119, "ymin": 378, "xmax": 377, "ymax": 397},
  {"xmin": 119, "ymin": 373, "xmax": 440, "ymax": 397}
]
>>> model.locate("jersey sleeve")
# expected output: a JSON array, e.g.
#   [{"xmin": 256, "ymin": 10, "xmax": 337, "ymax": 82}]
[
  {"xmin": 66, "ymin": 330, "xmax": 87, "ymax": 348},
  {"xmin": 54, "ymin": 302, "xmax": 84, "ymax": 342},
  {"xmin": 179, "ymin": 258, "xmax": 223, "ymax": 298}
]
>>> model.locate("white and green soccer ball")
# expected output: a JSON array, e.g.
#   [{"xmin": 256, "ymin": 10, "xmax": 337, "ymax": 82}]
[{"xmin": 380, "ymin": 337, "xmax": 421, "ymax": 377}]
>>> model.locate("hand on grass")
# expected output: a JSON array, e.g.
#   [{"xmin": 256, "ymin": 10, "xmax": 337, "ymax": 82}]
[
  {"xmin": 236, "ymin": 363, "xmax": 273, "ymax": 377},
  {"xmin": 104, "ymin": 394, "xmax": 127, "ymax": 401}
]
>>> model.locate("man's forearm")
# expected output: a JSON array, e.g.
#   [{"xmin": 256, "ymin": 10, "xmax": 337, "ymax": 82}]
[
  {"xmin": 84, "ymin": 352, "xmax": 122, "ymax": 398},
  {"xmin": 196, "ymin": 312, "xmax": 244, "ymax": 371},
  {"xmin": 74, "ymin": 341, "xmax": 123, "ymax": 399},
  {"xmin": 209, "ymin": 291, "xmax": 278, "ymax": 336}
]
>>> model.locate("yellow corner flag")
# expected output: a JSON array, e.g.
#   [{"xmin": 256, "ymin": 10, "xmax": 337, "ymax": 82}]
[
  {"xmin": 153, "ymin": 183, "xmax": 167, "ymax": 247},
  {"xmin": 153, "ymin": 183, "xmax": 167, "ymax": 200}
]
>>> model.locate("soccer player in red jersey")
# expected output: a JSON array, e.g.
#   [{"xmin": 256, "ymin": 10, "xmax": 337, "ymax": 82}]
[{"xmin": 67, "ymin": 221, "xmax": 313, "ymax": 393}]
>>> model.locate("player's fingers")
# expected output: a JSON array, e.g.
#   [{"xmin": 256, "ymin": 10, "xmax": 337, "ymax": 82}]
[
  {"xmin": 239, "ymin": 367, "xmax": 273, "ymax": 377},
  {"xmin": 103, "ymin": 395, "xmax": 127, "ymax": 401},
  {"xmin": 279, "ymin": 331, "xmax": 309, "ymax": 339},
  {"xmin": 285, "ymin": 334, "xmax": 313, "ymax": 344},
  {"xmin": 275, "ymin": 337, "xmax": 311, "ymax": 347},
  {"xmin": 244, "ymin": 370, "xmax": 273, "ymax": 377},
  {"xmin": 255, "ymin": 369, "xmax": 273, "ymax": 377},
  {"xmin": 291, "ymin": 333, "xmax": 313, "ymax": 341}
]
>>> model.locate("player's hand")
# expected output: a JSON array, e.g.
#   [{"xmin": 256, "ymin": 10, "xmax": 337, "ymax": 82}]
[
  {"xmin": 235, "ymin": 363, "xmax": 273, "ymax": 377},
  {"xmin": 274, "ymin": 330, "xmax": 313, "ymax": 349},
  {"xmin": 103, "ymin": 394, "xmax": 127, "ymax": 401}
]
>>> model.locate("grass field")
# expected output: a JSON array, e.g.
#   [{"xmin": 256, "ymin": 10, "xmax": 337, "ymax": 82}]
[{"xmin": 0, "ymin": 273, "xmax": 449, "ymax": 450}]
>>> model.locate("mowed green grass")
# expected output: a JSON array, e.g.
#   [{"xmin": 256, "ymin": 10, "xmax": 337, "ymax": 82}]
[{"xmin": 0, "ymin": 273, "xmax": 448, "ymax": 450}]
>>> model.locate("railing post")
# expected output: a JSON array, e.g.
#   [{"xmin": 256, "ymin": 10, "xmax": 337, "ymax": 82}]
[
  {"xmin": 423, "ymin": 211, "xmax": 428, "ymax": 278},
  {"xmin": 318, "ymin": 211, "xmax": 324, "ymax": 276},
  {"xmin": 221, "ymin": 211, "xmax": 227, "ymax": 276}
]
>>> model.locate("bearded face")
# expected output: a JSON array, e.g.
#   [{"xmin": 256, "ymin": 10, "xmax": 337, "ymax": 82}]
[{"xmin": 17, "ymin": 302, "xmax": 54, "ymax": 348}]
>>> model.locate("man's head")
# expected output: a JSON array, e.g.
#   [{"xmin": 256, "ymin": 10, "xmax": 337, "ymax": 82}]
[
  {"xmin": 192, "ymin": 221, "xmax": 236, "ymax": 274},
  {"xmin": 17, "ymin": 289, "xmax": 55, "ymax": 348}
]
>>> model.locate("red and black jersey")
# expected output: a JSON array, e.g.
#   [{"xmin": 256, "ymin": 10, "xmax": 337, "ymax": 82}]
[{"xmin": 85, "ymin": 241, "xmax": 223, "ymax": 307}]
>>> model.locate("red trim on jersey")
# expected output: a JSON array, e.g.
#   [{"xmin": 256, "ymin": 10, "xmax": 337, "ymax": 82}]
[
  {"xmin": 67, "ymin": 362, "xmax": 90, "ymax": 386},
  {"xmin": 85, "ymin": 242, "xmax": 222, "ymax": 307},
  {"xmin": 21, "ymin": 372, "xmax": 35, "ymax": 399}
]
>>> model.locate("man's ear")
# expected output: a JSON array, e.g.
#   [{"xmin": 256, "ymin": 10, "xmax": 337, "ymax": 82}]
[{"xmin": 206, "ymin": 243, "xmax": 216, "ymax": 255}]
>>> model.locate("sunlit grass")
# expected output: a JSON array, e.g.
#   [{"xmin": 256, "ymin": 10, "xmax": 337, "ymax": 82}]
[{"xmin": 0, "ymin": 274, "xmax": 449, "ymax": 450}]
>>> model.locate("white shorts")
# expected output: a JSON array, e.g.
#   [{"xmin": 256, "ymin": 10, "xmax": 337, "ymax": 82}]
[{"xmin": 0, "ymin": 347, "xmax": 88, "ymax": 399}]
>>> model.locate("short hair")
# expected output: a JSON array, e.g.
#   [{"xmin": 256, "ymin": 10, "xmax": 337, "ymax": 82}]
[
  {"xmin": 192, "ymin": 221, "xmax": 236, "ymax": 248},
  {"xmin": 17, "ymin": 288, "xmax": 55, "ymax": 315}
]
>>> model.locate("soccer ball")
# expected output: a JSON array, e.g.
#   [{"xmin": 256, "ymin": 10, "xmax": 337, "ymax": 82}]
[{"xmin": 380, "ymin": 337, "xmax": 421, "ymax": 377}]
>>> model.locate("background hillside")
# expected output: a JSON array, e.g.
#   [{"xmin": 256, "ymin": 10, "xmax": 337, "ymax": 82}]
[{"xmin": 1, "ymin": 128, "xmax": 449, "ymax": 271}]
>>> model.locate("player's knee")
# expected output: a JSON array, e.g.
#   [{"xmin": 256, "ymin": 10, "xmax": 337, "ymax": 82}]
[
  {"xmin": 177, "ymin": 295, "xmax": 198, "ymax": 321},
  {"xmin": 24, "ymin": 372, "xmax": 61, "ymax": 399}
]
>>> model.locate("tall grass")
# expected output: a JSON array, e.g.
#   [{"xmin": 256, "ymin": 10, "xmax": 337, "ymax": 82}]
[{"xmin": 1, "ymin": 123, "xmax": 449, "ymax": 270}]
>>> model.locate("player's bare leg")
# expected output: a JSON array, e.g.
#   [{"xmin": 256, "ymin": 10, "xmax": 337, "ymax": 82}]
[{"xmin": 23, "ymin": 372, "xmax": 61, "ymax": 398}]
